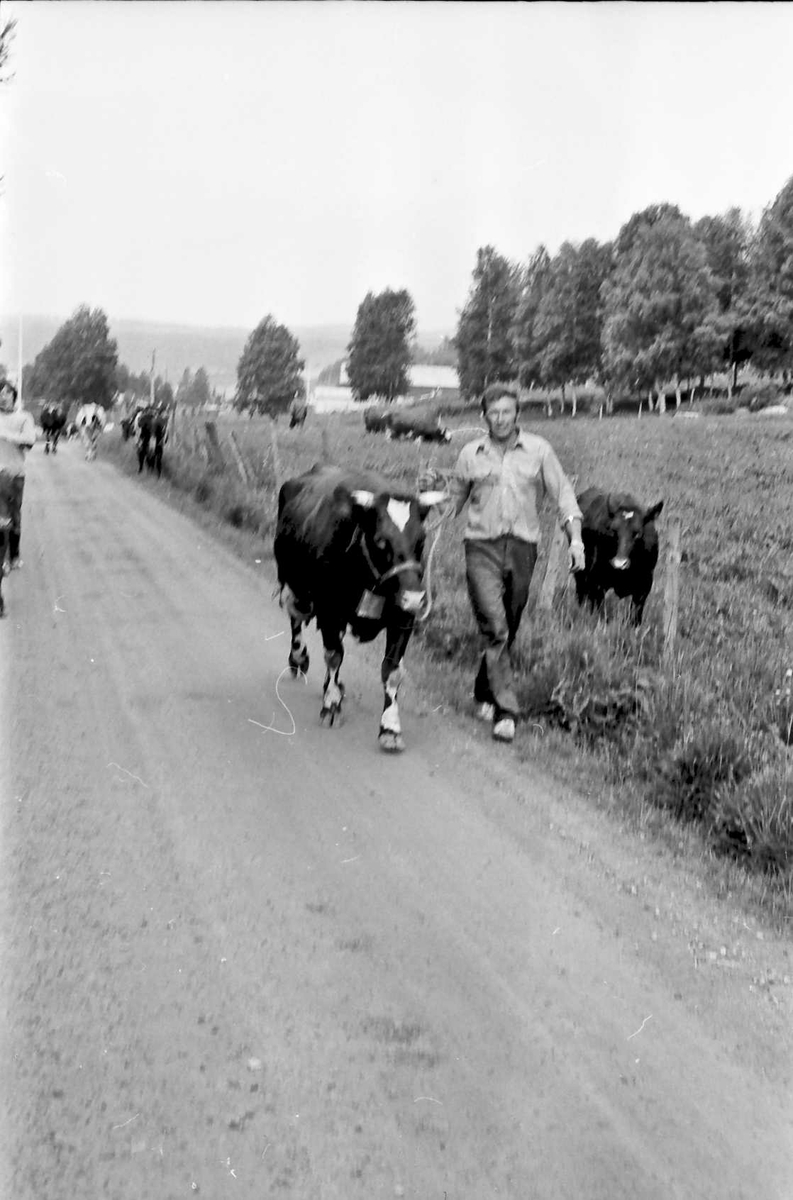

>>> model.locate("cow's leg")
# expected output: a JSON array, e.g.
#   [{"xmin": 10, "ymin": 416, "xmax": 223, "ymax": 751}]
[
  {"xmin": 319, "ymin": 626, "xmax": 345, "ymax": 725},
  {"xmin": 52, "ymin": 428, "xmax": 59, "ymax": 454},
  {"xmin": 630, "ymin": 590, "xmax": 649, "ymax": 626},
  {"xmin": 44, "ymin": 431, "xmax": 51, "ymax": 454},
  {"xmin": 378, "ymin": 625, "xmax": 412, "ymax": 753},
  {"xmin": 280, "ymin": 584, "xmax": 311, "ymax": 676},
  {"xmin": 137, "ymin": 439, "xmax": 146, "ymax": 473}
]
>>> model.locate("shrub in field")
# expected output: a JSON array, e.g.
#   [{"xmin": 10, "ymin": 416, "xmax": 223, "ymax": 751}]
[
  {"xmin": 647, "ymin": 720, "xmax": 753, "ymax": 824},
  {"xmin": 544, "ymin": 627, "xmax": 655, "ymax": 741},
  {"xmin": 743, "ymin": 380, "xmax": 782, "ymax": 412},
  {"xmin": 194, "ymin": 475, "xmax": 214, "ymax": 504},
  {"xmin": 711, "ymin": 758, "xmax": 792, "ymax": 872}
]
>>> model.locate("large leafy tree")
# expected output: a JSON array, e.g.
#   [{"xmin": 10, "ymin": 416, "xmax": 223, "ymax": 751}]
[
  {"xmin": 235, "ymin": 316, "xmax": 305, "ymax": 416},
  {"xmin": 347, "ymin": 288, "xmax": 416, "ymax": 402},
  {"xmin": 175, "ymin": 366, "xmax": 212, "ymax": 409},
  {"xmin": 455, "ymin": 246, "xmax": 520, "ymax": 399},
  {"xmin": 746, "ymin": 175, "xmax": 793, "ymax": 375},
  {"xmin": 531, "ymin": 238, "xmax": 613, "ymax": 411},
  {"xmin": 27, "ymin": 306, "xmax": 119, "ymax": 408},
  {"xmin": 601, "ymin": 208, "xmax": 720, "ymax": 410},
  {"xmin": 512, "ymin": 245, "xmax": 552, "ymax": 388},
  {"xmin": 694, "ymin": 208, "xmax": 754, "ymax": 388}
]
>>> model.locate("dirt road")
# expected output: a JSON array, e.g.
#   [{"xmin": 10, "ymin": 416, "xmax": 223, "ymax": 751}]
[{"xmin": 1, "ymin": 440, "xmax": 791, "ymax": 1198}]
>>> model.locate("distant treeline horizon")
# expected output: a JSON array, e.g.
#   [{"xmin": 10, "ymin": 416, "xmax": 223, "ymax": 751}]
[{"xmin": 0, "ymin": 314, "xmax": 453, "ymax": 395}]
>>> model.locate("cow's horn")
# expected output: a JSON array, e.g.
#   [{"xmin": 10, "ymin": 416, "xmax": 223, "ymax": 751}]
[
  {"xmin": 351, "ymin": 489, "xmax": 375, "ymax": 508},
  {"xmin": 418, "ymin": 490, "xmax": 448, "ymax": 508}
]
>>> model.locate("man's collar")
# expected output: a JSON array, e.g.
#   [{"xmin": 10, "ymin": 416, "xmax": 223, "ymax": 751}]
[{"xmin": 476, "ymin": 427, "xmax": 527, "ymax": 453}]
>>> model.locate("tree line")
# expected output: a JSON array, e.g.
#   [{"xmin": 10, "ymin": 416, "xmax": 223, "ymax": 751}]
[
  {"xmin": 456, "ymin": 175, "xmax": 793, "ymax": 412},
  {"xmin": 20, "ymin": 307, "xmax": 225, "ymax": 415},
  {"xmin": 14, "ymin": 173, "xmax": 793, "ymax": 418}
]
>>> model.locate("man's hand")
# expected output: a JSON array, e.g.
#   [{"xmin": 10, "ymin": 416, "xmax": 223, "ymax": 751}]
[
  {"xmin": 417, "ymin": 468, "xmax": 445, "ymax": 492},
  {"xmin": 569, "ymin": 540, "xmax": 586, "ymax": 574}
]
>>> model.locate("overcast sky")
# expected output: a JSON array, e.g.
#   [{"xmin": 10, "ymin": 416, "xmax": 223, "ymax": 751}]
[{"xmin": 2, "ymin": 2, "xmax": 793, "ymax": 334}]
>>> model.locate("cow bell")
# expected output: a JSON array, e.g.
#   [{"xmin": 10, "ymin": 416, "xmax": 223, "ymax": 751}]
[{"xmin": 356, "ymin": 589, "xmax": 386, "ymax": 620}]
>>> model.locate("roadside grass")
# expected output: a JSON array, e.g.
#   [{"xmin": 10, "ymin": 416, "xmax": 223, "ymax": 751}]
[{"xmin": 103, "ymin": 406, "xmax": 793, "ymax": 924}]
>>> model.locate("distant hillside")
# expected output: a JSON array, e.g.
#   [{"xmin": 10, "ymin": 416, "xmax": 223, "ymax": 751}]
[{"xmin": 0, "ymin": 315, "xmax": 452, "ymax": 396}]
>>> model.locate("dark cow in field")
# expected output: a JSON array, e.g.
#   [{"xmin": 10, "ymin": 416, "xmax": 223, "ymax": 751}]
[
  {"xmin": 289, "ymin": 397, "xmax": 308, "ymax": 429},
  {"xmin": 40, "ymin": 402, "xmax": 67, "ymax": 455},
  {"xmin": 364, "ymin": 407, "xmax": 392, "ymax": 435},
  {"xmin": 574, "ymin": 488, "xmax": 664, "ymax": 625},
  {"xmin": 274, "ymin": 464, "xmax": 446, "ymax": 752},
  {"xmin": 387, "ymin": 411, "xmax": 452, "ymax": 444},
  {"xmin": 136, "ymin": 407, "xmax": 168, "ymax": 476}
]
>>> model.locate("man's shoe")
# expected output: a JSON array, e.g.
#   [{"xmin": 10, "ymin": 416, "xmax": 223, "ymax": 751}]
[
  {"xmin": 493, "ymin": 717, "xmax": 516, "ymax": 743},
  {"xmin": 475, "ymin": 702, "xmax": 495, "ymax": 723}
]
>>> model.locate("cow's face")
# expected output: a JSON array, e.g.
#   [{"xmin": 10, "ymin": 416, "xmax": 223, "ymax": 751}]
[
  {"xmin": 347, "ymin": 487, "xmax": 446, "ymax": 614},
  {"xmin": 607, "ymin": 495, "xmax": 663, "ymax": 569}
]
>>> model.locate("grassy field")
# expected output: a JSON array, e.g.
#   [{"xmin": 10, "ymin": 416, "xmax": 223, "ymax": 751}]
[{"xmin": 104, "ymin": 404, "xmax": 793, "ymax": 912}]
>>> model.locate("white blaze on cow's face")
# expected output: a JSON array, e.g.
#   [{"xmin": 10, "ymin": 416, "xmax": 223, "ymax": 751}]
[
  {"xmin": 611, "ymin": 509, "xmax": 641, "ymax": 570},
  {"xmin": 386, "ymin": 499, "xmax": 411, "ymax": 532}
]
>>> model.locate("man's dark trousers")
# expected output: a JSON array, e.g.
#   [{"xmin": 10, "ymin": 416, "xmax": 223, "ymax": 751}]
[{"xmin": 464, "ymin": 536, "xmax": 537, "ymax": 720}]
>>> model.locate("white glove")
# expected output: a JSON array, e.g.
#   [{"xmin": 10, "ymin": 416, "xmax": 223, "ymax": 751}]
[{"xmin": 569, "ymin": 540, "xmax": 586, "ymax": 573}]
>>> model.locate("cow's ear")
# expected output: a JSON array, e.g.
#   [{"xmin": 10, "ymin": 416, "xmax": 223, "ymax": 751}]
[
  {"xmin": 644, "ymin": 500, "xmax": 664, "ymax": 523},
  {"xmin": 418, "ymin": 490, "xmax": 448, "ymax": 519}
]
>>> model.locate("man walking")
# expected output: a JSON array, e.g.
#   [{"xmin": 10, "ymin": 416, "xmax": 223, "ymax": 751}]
[
  {"xmin": 447, "ymin": 382, "xmax": 584, "ymax": 743},
  {"xmin": 0, "ymin": 380, "xmax": 37, "ymax": 572}
]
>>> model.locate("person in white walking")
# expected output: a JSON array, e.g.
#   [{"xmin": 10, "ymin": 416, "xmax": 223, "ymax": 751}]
[{"xmin": 0, "ymin": 380, "xmax": 37, "ymax": 575}]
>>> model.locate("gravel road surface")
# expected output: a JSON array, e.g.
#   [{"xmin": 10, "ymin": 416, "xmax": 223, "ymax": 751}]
[{"xmin": 1, "ymin": 441, "xmax": 790, "ymax": 1198}]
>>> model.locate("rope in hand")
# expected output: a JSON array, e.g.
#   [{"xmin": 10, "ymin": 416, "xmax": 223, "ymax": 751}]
[
  {"xmin": 413, "ymin": 426, "xmax": 483, "ymax": 623},
  {"xmin": 416, "ymin": 499, "xmax": 455, "ymax": 622}
]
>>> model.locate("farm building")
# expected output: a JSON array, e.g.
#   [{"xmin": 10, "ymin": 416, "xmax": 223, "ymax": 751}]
[{"xmin": 314, "ymin": 360, "xmax": 458, "ymax": 403}]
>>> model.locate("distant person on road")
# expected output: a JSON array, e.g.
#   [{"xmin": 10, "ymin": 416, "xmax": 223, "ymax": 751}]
[
  {"xmin": 426, "ymin": 382, "xmax": 584, "ymax": 744},
  {"xmin": 0, "ymin": 380, "xmax": 37, "ymax": 572},
  {"xmin": 75, "ymin": 402, "xmax": 107, "ymax": 461}
]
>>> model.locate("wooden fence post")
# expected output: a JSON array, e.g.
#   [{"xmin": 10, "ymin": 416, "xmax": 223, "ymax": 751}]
[
  {"xmin": 269, "ymin": 419, "xmax": 282, "ymax": 494},
  {"xmin": 192, "ymin": 423, "xmax": 207, "ymax": 462},
  {"xmin": 320, "ymin": 422, "xmax": 331, "ymax": 465},
  {"xmin": 203, "ymin": 421, "xmax": 226, "ymax": 472},
  {"xmin": 228, "ymin": 430, "xmax": 252, "ymax": 486},
  {"xmin": 536, "ymin": 523, "xmax": 570, "ymax": 611},
  {"xmin": 663, "ymin": 518, "xmax": 682, "ymax": 669}
]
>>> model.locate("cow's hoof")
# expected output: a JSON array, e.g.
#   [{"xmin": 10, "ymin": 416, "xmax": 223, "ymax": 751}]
[
  {"xmin": 44, "ymin": 445, "xmax": 50, "ymax": 455},
  {"xmin": 320, "ymin": 703, "xmax": 342, "ymax": 726},
  {"xmin": 378, "ymin": 729, "xmax": 404, "ymax": 753},
  {"xmin": 289, "ymin": 656, "xmax": 309, "ymax": 677}
]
